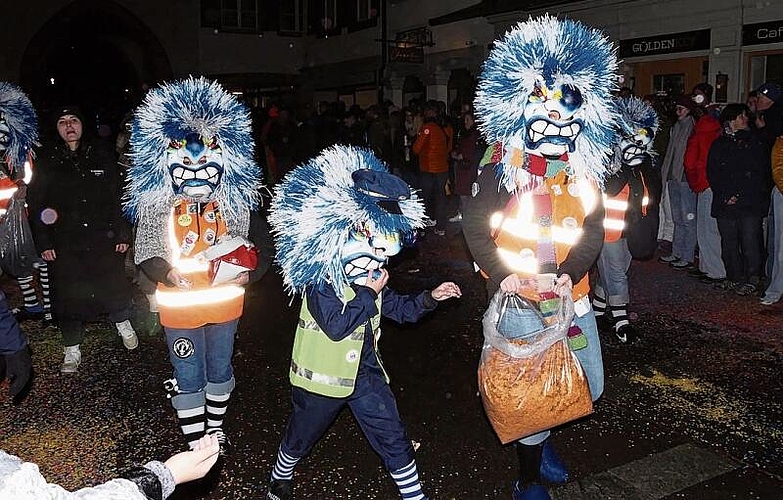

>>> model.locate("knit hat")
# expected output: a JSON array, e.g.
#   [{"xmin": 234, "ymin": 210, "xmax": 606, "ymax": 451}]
[
  {"xmin": 674, "ymin": 95, "xmax": 693, "ymax": 109},
  {"xmin": 52, "ymin": 105, "xmax": 86, "ymax": 127},
  {"xmin": 692, "ymin": 83, "xmax": 713, "ymax": 101},
  {"xmin": 756, "ymin": 82, "xmax": 783, "ymax": 103}
]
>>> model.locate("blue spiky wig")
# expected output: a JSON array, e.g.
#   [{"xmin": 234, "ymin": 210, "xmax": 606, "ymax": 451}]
[
  {"xmin": 474, "ymin": 15, "xmax": 619, "ymax": 184},
  {"xmin": 0, "ymin": 82, "xmax": 38, "ymax": 173},
  {"xmin": 124, "ymin": 76, "xmax": 261, "ymax": 224},
  {"xmin": 615, "ymin": 96, "xmax": 659, "ymax": 149},
  {"xmin": 268, "ymin": 145, "xmax": 425, "ymax": 301}
]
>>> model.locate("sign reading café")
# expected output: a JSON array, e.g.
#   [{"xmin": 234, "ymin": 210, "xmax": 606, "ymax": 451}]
[
  {"xmin": 619, "ymin": 29, "xmax": 711, "ymax": 58},
  {"xmin": 743, "ymin": 20, "xmax": 783, "ymax": 46}
]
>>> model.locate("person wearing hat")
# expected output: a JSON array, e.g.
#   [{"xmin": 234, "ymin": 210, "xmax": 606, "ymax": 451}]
[
  {"xmin": 658, "ymin": 95, "xmax": 700, "ymax": 272},
  {"xmin": 754, "ymin": 82, "xmax": 783, "ymax": 145},
  {"xmin": 683, "ymin": 83, "xmax": 726, "ymax": 283},
  {"xmin": 27, "ymin": 104, "xmax": 137, "ymax": 374},
  {"xmin": 125, "ymin": 77, "xmax": 274, "ymax": 457},
  {"xmin": 265, "ymin": 145, "xmax": 461, "ymax": 500}
]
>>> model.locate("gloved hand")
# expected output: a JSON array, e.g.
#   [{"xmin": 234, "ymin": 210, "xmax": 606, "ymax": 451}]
[{"xmin": 4, "ymin": 346, "xmax": 32, "ymax": 403}]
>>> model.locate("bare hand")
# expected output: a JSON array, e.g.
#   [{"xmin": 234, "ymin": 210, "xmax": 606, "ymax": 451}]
[
  {"xmin": 363, "ymin": 269, "xmax": 389, "ymax": 295},
  {"xmin": 41, "ymin": 249, "xmax": 56, "ymax": 261},
  {"xmin": 553, "ymin": 274, "xmax": 573, "ymax": 296},
  {"xmin": 229, "ymin": 271, "xmax": 249, "ymax": 285},
  {"xmin": 499, "ymin": 273, "xmax": 526, "ymax": 294},
  {"xmin": 430, "ymin": 282, "xmax": 462, "ymax": 301},
  {"xmin": 164, "ymin": 434, "xmax": 220, "ymax": 485},
  {"xmin": 167, "ymin": 269, "xmax": 192, "ymax": 290},
  {"xmin": 115, "ymin": 243, "xmax": 129, "ymax": 253}
]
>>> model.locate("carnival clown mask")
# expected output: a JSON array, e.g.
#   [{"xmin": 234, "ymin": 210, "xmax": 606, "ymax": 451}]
[
  {"xmin": 342, "ymin": 221, "xmax": 403, "ymax": 285},
  {"xmin": 618, "ymin": 127, "xmax": 654, "ymax": 166},
  {"xmin": 0, "ymin": 112, "xmax": 9, "ymax": 156},
  {"xmin": 523, "ymin": 82, "xmax": 585, "ymax": 157},
  {"xmin": 167, "ymin": 132, "xmax": 224, "ymax": 201}
]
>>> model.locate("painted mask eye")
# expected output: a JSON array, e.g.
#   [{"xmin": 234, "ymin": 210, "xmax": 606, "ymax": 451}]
[
  {"xmin": 560, "ymin": 85, "xmax": 583, "ymax": 111},
  {"xmin": 206, "ymin": 136, "xmax": 220, "ymax": 150},
  {"xmin": 168, "ymin": 139, "xmax": 185, "ymax": 150},
  {"xmin": 529, "ymin": 85, "xmax": 545, "ymax": 103}
]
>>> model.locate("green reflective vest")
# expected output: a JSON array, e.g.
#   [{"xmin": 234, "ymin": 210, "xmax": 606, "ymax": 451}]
[{"xmin": 290, "ymin": 287, "xmax": 387, "ymax": 398}]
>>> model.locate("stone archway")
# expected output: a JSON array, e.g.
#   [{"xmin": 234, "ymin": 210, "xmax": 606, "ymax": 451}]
[{"xmin": 20, "ymin": 0, "xmax": 172, "ymax": 133}]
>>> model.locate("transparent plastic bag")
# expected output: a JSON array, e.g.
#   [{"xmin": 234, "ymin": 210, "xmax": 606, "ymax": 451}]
[
  {"xmin": 478, "ymin": 284, "xmax": 593, "ymax": 443},
  {"xmin": 0, "ymin": 198, "xmax": 40, "ymax": 277}
]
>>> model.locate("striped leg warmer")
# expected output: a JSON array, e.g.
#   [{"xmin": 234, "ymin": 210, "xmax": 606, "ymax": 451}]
[
  {"xmin": 390, "ymin": 460, "xmax": 427, "ymax": 500},
  {"xmin": 271, "ymin": 447, "xmax": 301, "ymax": 481}
]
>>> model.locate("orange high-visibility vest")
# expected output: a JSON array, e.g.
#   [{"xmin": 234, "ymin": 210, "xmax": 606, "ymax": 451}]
[
  {"xmin": 156, "ymin": 200, "xmax": 245, "ymax": 329},
  {"xmin": 0, "ymin": 155, "xmax": 33, "ymax": 213},
  {"xmin": 603, "ymin": 180, "xmax": 650, "ymax": 243},
  {"xmin": 491, "ymin": 170, "xmax": 598, "ymax": 301}
]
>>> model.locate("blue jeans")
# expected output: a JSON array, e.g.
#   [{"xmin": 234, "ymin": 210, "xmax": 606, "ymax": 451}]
[
  {"xmin": 667, "ymin": 180, "xmax": 697, "ymax": 262},
  {"xmin": 164, "ymin": 319, "xmax": 239, "ymax": 394},
  {"xmin": 697, "ymin": 188, "xmax": 726, "ymax": 279},
  {"xmin": 504, "ymin": 306, "xmax": 604, "ymax": 445},
  {"xmin": 764, "ymin": 189, "xmax": 783, "ymax": 302},
  {"xmin": 595, "ymin": 239, "xmax": 632, "ymax": 305}
]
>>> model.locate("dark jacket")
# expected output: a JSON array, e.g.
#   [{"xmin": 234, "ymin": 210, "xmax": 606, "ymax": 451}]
[
  {"xmin": 706, "ymin": 128, "xmax": 771, "ymax": 219},
  {"xmin": 452, "ymin": 128, "xmax": 483, "ymax": 196},
  {"xmin": 462, "ymin": 162, "xmax": 605, "ymax": 298},
  {"xmin": 27, "ymin": 140, "xmax": 132, "ymax": 320}
]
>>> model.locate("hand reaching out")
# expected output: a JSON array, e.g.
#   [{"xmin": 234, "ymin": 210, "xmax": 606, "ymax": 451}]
[
  {"xmin": 164, "ymin": 434, "xmax": 220, "ymax": 485},
  {"xmin": 363, "ymin": 269, "xmax": 389, "ymax": 295},
  {"xmin": 430, "ymin": 282, "xmax": 462, "ymax": 301},
  {"xmin": 166, "ymin": 269, "xmax": 192, "ymax": 290}
]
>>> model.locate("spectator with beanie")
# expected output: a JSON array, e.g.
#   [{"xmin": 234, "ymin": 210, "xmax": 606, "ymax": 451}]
[
  {"xmin": 27, "ymin": 106, "xmax": 137, "ymax": 374},
  {"xmin": 684, "ymin": 83, "xmax": 726, "ymax": 282},
  {"xmin": 659, "ymin": 95, "xmax": 698, "ymax": 271},
  {"xmin": 412, "ymin": 100, "xmax": 453, "ymax": 235},
  {"xmin": 754, "ymin": 82, "xmax": 783, "ymax": 146},
  {"xmin": 707, "ymin": 103, "xmax": 771, "ymax": 295}
]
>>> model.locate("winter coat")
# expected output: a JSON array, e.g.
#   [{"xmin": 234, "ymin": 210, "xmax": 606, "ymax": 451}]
[
  {"xmin": 27, "ymin": 140, "xmax": 132, "ymax": 321},
  {"xmin": 706, "ymin": 128, "xmax": 771, "ymax": 219},
  {"xmin": 412, "ymin": 119, "xmax": 453, "ymax": 174},
  {"xmin": 772, "ymin": 136, "xmax": 783, "ymax": 194},
  {"xmin": 661, "ymin": 115, "xmax": 695, "ymax": 183},
  {"xmin": 684, "ymin": 114, "xmax": 721, "ymax": 193},
  {"xmin": 0, "ymin": 450, "xmax": 175, "ymax": 500},
  {"xmin": 452, "ymin": 128, "xmax": 483, "ymax": 196}
]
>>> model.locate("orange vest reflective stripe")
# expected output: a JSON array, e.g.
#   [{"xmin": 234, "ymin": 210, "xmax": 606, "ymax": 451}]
[
  {"xmin": 603, "ymin": 185, "xmax": 629, "ymax": 242},
  {"xmin": 156, "ymin": 200, "xmax": 245, "ymax": 329},
  {"xmin": 0, "ymin": 156, "xmax": 33, "ymax": 213},
  {"xmin": 490, "ymin": 171, "xmax": 597, "ymax": 301}
]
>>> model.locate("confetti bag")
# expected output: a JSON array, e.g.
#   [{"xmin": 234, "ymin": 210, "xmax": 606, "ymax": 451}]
[{"xmin": 0, "ymin": 198, "xmax": 39, "ymax": 277}]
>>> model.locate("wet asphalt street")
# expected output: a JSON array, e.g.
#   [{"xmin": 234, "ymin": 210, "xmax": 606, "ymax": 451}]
[{"xmin": 1, "ymin": 223, "xmax": 782, "ymax": 499}]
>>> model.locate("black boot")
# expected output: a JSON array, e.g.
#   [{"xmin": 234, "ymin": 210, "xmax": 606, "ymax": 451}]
[
  {"xmin": 513, "ymin": 442, "xmax": 551, "ymax": 499},
  {"xmin": 266, "ymin": 478, "xmax": 293, "ymax": 500}
]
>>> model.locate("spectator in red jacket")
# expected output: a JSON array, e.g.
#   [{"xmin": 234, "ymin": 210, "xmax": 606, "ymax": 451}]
[
  {"xmin": 684, "ymin": 83, "xmax": 726, "ymax": 282},
  {"xmin": 412, "ymin": 100, "xmax": 453, "ymax": 235}
]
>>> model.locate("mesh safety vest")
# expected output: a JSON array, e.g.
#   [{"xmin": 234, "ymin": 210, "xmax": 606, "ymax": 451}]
[
  {"xmin": 156, "ymin": 200, "xmax": 245, "ymax": 329},
  {"xmin": 603, "ymin": 178, "xmax": 650, "ymax": 243},
  {"xmin": 290, "ymin": 287, "xmax": 386, "ymax": 398}
]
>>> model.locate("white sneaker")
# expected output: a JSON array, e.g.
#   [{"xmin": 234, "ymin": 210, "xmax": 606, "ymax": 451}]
[
  {"xmin": 61, "ymin": 345, "xmax": 81, "ymax": 374},
  {"xmin": 423, "ymin": 218, "xmax": 436, "ymax": 227},
  {"xmin": 448, "ymin": 212, "xmax": 463, "ymax": 222},
  {"xmin": 116, "ymin": 320, "xmax": 139, "ymax": 350},
  {"xmin": 760, "ymin": 296, "xmax": 779, "ymax": 306}
]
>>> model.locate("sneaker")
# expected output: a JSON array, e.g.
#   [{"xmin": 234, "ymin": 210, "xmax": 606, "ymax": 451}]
[
  {"xmin": 116, "ymin": 320, "xmax": 139, "ymax": 350},
  {"xmin": 734, "ymin": 283, "xmax": 757, "ymax": 296},
  {"xmin": 594, "ymin": 314, "xmax": 614, "ymax": 333},
  {"xmin": 671, "ymin": 260, "xmax": 695, "ymax": 271},
  {"xmin": 422, "ymin": 218, "xmax": 436, "ymax": 227},
  {"xmin": 699, "ymin": 276, "xmax": 724, "ymax": 285},
  {"xmin": 42, "ymin": 312, "xmax": 56, "ymax": 329},
  {"xmin": 760, "ymin": 296, "xmax": 780, "ymax": 305},
  {"xmin": 61, "ymin": 345, "xmax": 81, "ymax": 374},
  {"xmin": 614, "ymin": 324, "xmax": 638, "ymax": 344},
  {"xmin": 448, "ymin": 212, "xmax": 463, "ymax": 222},
  {"xmin": 434, "ymin": 229, "xmax": 446, "ymax": 236},
  {"xmin": 206, "ymin": 427, "xmax": 233, "ymax": 456},
  {"xmin": 658, "ymin": 254, "xmax": 678, "ymax": 263},
  {"xmin": 714, "ymin": 280, "xmax": 738, "ymax": 291},
  {"xmin": 12, "ymin": 308, "xmax": 43, "ymax": 322},
  {"xmin": 687, "ymin": 268, "xmax": 707, "ymax": 277},
  {"xmin": 266, "ymin": 479, "xmax": 293, "ymax": 500}
]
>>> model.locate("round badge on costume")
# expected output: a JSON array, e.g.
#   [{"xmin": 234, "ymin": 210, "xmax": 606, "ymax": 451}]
[
  {"xmin": 345, "ymin": 349, "xmax": 359, "ymax": 363},
  {"xmin": 562, "ymin": 216, "xmax": 578, "ymax": 230},
  {"xmin": 567, "ymin": 182, "xmax": 579, "ymax": 197},
  {"xmin": 178, "ymin": 214, "xmax": 192, "ymax": 226},
  {"xmin": 204, "ymin": 211, "xmax": 216, "ymax": 223},
  {"xmin": 204, "ymin": 228, "xmax": 216, "ymax": 245},
  {"xmin": 471, "ymin": 182, "xmax": 480, "ymax": 197},
  {"xmin": 172, "ymin": 337, "xmax": 195, "ymax": 359}
]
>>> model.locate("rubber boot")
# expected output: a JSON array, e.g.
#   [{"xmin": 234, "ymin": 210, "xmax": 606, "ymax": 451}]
[
  {"xmin": 512, "ymin": 443, "xmax": 551, "ymax": 500},
  {"xmin": 540, "ymin": 440, "xmax": 569, "ymax": 484}
]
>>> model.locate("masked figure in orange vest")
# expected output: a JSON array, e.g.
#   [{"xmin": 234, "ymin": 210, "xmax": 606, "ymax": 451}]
[
  {"xmin": 593, "ymin": 97, "xmax": 660, "ymax": 344},
  {"xmin": 462, "ymin": 15, "xmax": 619, "ymax": 500},
  {"xmin": 125, "ymin": 77, "xmax": 274, "ymax": 456},
  {"xmin": 0, "ymin": 82, "xmax": 52, "ymax": 326}
]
